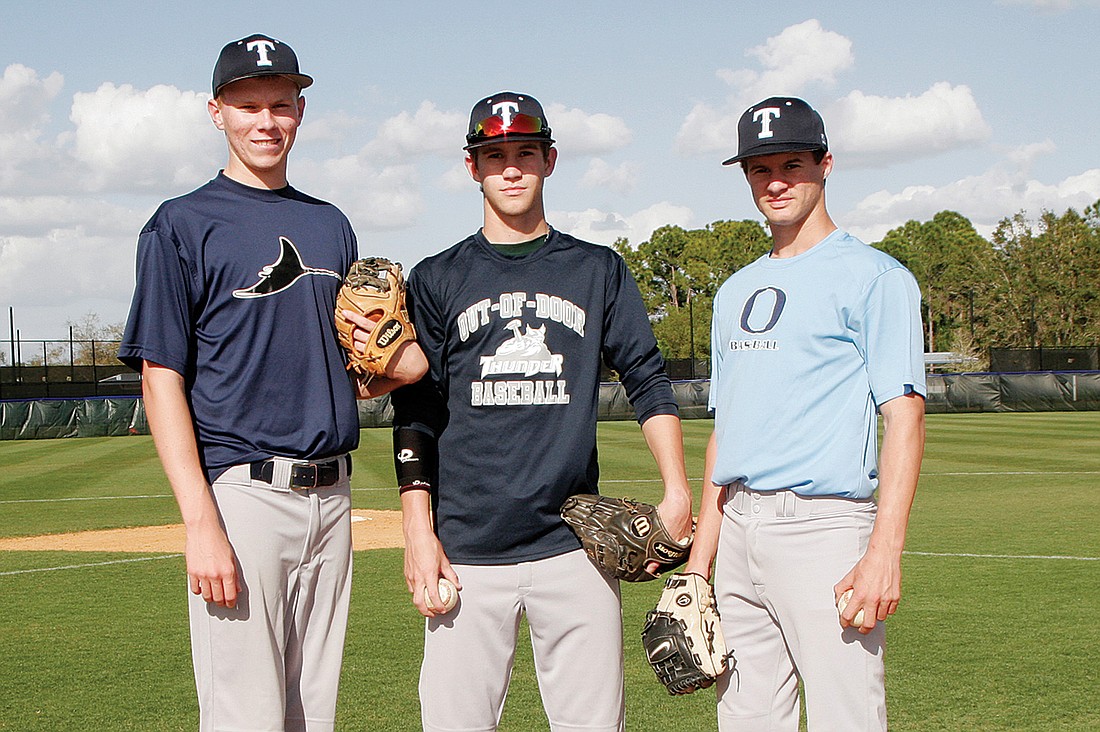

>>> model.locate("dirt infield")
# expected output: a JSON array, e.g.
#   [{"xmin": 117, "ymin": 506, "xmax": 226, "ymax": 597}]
[{"xmin": 0, "ymin": 509, "xmax": 405, "ymax": 553}]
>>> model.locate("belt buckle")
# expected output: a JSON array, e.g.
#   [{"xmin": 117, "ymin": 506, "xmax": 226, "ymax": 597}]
[{"xmin": 290, "ymin": 463, "xmax": 320, "ymax": 490}]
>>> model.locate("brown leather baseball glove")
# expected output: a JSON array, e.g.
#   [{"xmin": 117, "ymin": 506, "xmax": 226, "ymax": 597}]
[{"xmin": 560, "ymin": 494, "xmax": 692, "ymax": 582}]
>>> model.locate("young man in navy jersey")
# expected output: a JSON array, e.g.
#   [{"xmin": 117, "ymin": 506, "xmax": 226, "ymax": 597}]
[
  {"xmin": 119, "ymin": 34, "xmax": 425, "ymax": 731},
  {"xmin": 390, "ymin": 91, "xmax": 694, "ymax": 731},
  {"xmin": 683, "ymin": 97, "xmax": 926, "ymax": 730}
]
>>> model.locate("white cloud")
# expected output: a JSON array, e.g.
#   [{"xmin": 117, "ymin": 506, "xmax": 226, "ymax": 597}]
[
  {"xmin": 678, "ymin": 20, "xmax": 853, "ymax": 158},
  {"xmin": 297, "ymin": 155, "xmax": 423, "ymax": 231},
  {"xmin": 439, "ymin": 161, "xmax": 473, "ymax": 192},
  {"xmin": 843, "ymin": 166, "xmax": 1100, "ymax": 243},
  {"xmin": 545, "ymin": 104, "xmax": 632, "ymax": 155},
  {"xmin": 0, "ymin": 64, "xmax": 67, "ymax": 194},
  {"xmin": 1005, "ymin": 140, "xmax": 1057, "ymax": 168},
  {"xmin": 0, "ymin": 63, "xmax": 63, "ymax": 131},
  {"xmin": 551, "ymin": 202, "xmax": 694, "ymax": 248},
  {"xmin": 0, "ymin": 130, "xmax": 68, "ymax": 194},
  {"xmin": 675, "ymin": 101, "xmax": 739, "ymax": 160},
  {"xmin": 675, "ymin": 21, "xmax": 990, "ymax": 171},
  {"xmin": 580, "ymin": 158, "xmax": 641, "ymax": 194},
  {"xmin": 0, "ymin": 196, "xmax": 144, "ymax": 238},
  {"xmin": 296, "ymin": 110, "xmax": 368, "ymax": 147},
  {"xmin": 0, "ymin": 227, "xmax": 135, "ymax": 308},
  {"xmin": 68, "ymin": 82, "xmax": 219, "ymax": 192},
  {"xmin": 360, "ymin": 101, "xmax": 465, "ymax": 161},
  {"xmin": 827, "ymin": 83, "xmax": 991, "ymax": 166},
  {"xmin": 719, "ymin": 20, "xmax": 854, "ymax": 102},
  {"xmin": 997, "ymin": 0, "xmax": 1100, "ymax": 10}
]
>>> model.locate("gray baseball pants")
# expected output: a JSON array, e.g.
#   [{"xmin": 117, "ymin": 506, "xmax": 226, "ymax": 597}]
[
  {"xmin": 188, "ymin": 459, "xmax": 353, "ymax": 732},
  {"xmin": 418, "ymin": 548, "xmax": 624, "ymax": 732},
  {"xmin": 714, "ymin": 483, "xmax": 887, "ymax": 731}
]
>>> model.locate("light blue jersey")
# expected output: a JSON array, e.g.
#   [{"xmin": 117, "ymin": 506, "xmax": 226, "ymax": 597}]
[{"xmin": 709, "ymin": 229, "xmax": 925, "ymax": 498}]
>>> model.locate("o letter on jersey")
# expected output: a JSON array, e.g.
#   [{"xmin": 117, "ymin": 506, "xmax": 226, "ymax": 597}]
[{"xmin": 740, "ymin": 287, "xmax": 786, "ymax": 334}]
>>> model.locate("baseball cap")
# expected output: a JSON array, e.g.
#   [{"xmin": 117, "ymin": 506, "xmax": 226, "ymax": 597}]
[
  {"xmin": 464, "ymin": 91, "xmax": 554, "ymax": 151},
  {"xmin": 212, "ymin": 34, "xmax": 313, "ymax": 97},
  {"xmin": 722, "ymin": 97, "xmax": 828, "ymax": 166}
]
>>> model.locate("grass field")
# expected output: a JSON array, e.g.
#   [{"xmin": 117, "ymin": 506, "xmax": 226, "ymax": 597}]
[{"xmin": 1, "ymin": 413, "xmax": 1098, "ymax": 730}]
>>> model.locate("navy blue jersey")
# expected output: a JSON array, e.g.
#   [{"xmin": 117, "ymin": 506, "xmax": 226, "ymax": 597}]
[
  {"xmin": 119, "ymin": 173, "xmax": 360, "ymax": 479},
  {"xmin": 392, "ymin": 228, "xmax": 677, "ymax": 564}
]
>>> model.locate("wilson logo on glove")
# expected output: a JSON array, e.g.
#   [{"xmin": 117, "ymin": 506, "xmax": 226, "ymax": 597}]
[
  {"xmin": 630, "ymin": 516, "xmax": 653, "ymax": 536},
  {"xmin": 375, "ymin": 319, "xmax": 404, "ymax": 348}
]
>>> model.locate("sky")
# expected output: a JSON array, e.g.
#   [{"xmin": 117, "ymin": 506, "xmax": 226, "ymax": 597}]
[{"xmin": 2, "ymin": 0, "xmax": 1099, "ymax": 341}]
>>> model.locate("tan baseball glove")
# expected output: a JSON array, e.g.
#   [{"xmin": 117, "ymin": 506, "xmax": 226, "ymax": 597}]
[
  {"xmin": 334, "ymin": 257, "xmax": 416, "ymax": 379},
  {"xmin": 642, "ymin": 572, "xmax": 733, "ymax": 695}
]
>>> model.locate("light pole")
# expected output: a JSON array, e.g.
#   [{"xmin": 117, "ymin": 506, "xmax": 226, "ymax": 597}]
[{"xmin": 688, "ymin": 288, "xmax": 696, "ymax": 379}]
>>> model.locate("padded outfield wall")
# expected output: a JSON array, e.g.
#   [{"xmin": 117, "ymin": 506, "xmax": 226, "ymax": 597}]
[{"xmin": 2, "ymin": 373, "xmax": 1099, "ymax": 440}]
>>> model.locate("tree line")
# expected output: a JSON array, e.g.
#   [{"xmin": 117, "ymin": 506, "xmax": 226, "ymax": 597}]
[
  {"xmin": 12, "ymin": 202, "xmax": 1100, "ymax": 371},
  {"xmin": 15, "ymin": 313, "xmax": 125, "ymax": 368},
  {"xmin": 614, "ymin": 200, "xmax": 1100, "ymax": 368}
]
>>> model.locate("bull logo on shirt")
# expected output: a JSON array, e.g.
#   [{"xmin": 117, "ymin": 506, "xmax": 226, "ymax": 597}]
[
  {"xmin": 464, "ymin": 300, "xmax": 574, "ymax": 407},
  {"xmin": 472, "ymin": 319, "xmax": 569, "ymax": 407},
  {"xmin": 479, "ymin": 320, "xmax": 564, "ymax": 378}
]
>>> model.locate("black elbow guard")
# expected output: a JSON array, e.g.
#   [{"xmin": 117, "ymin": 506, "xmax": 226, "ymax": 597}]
[{"xmin": 393, "ymin": 425, "xmax": 438, "ymax": 493}]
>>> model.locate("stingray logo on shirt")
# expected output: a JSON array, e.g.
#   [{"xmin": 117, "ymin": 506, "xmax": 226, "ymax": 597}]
[{"xmin": 233, "ymin": 236, "xmax": 341, "ymax": 299}]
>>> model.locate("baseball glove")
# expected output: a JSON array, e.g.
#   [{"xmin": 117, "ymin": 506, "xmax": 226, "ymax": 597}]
[
  {"xmin": 334, "ymin": 257, "xmax": 416, "ymax": 379},
  {"xmin": 559, "ymin": 494, "xmax": 691, "ymax": 582},
  {"xmin": 642, "ymin": 572, "xmax": 732, "ymax": 695}
]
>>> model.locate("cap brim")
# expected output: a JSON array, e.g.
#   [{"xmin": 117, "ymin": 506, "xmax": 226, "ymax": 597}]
[
  {"xmin": 215, "ymin": 72, "xmax": 314, "ymax": 97},
  {"xmin": 463, "ymin": 134, "xmax": 555, "ymax": 151},
  {"xmin": 722, "ymin": 142, "xmax": 824, "ymax": 166}
]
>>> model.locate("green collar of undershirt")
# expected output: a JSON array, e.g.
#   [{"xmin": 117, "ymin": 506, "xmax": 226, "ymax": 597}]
[{"xmin": 488, "ymin": 234, "xmax": 548, "ymax": 258}]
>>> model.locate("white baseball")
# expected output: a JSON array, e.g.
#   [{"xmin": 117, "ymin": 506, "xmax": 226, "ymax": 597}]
[
  {"xmin": 431, "ymin": 578, "xmax": 458, "ymax": 613},
  {"xmin": 837, "ymin": 589, "xmax": 865, "ymax": 627}
]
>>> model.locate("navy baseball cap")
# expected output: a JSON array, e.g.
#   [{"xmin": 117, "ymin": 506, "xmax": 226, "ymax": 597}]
[
  {"xmin": 722, "ymin": 97, "xmax": 828, "ymax": 165},
  {"xmin": 212, "ymin": 34, "xmax": 313, "ymax": 97},
  {"xmin": 464, "ymin": 91, "xmax": 554, "ymax": 151}
]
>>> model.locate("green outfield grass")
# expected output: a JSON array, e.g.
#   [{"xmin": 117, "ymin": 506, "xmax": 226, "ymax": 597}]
[{"xmin": 1, "ymin": 413, "xmax": 1099, "ymax": 730}]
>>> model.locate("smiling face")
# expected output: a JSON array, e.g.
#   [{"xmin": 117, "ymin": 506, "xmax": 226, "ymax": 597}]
[
  {"xmin": 208, "ymin": 75, "xmax": 305, "ymax": 189},
  {"xmin": 743, "ymin": 149, "xmax": 833, "ymax": 233},
  {"xmin": 466, "ymin": 141, "xmax": 557, "ymax": 240}
]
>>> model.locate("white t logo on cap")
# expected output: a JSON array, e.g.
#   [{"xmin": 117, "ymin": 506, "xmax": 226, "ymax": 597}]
[
  {"xmin": 493, "ymin": 101, "xmax": 519, "ymax": 128},
  {"xmin": 246, "ymin": 39, "xmax": 276, "ymax": 67},
  {"xmin": 753, "ymin": 107, "xmax": 781, "ymax": 139}
]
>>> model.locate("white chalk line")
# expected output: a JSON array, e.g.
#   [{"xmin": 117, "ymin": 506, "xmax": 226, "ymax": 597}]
[
  {"xmin": 905, "ymin": 550, "xmax": 1098, "ymax": 562},
  {"xmin": 920, "ymin": 470, "xmax": 1100, "ymax": 476},
  {"xmin": 2, "ymin": 470, "xmax": 1097, "ymax": 505},
  {"xmin": 1, "ymin": 488, "xmax": 398, "ymax": 504},
  {"xmin": 0, "ymin": 554, "xmax": 183, "ymax": 576},
  {"xmin": 1, "ymin": 494, "xmax": 177, "ymax": 504},
  {"xmin": 3, "ymin": 549, "xmax": 1095, "ymax": 579}
]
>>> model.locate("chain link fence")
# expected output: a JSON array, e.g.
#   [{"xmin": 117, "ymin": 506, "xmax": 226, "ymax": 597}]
[{"xmin": 0, "ymin": 338, "xmax": 136, "ymax": 400}]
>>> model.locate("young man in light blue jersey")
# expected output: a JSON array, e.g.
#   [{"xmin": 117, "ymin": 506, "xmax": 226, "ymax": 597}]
[{"xmin": 683, "ymin": 97, "xmax": 926, "ymax": 731}]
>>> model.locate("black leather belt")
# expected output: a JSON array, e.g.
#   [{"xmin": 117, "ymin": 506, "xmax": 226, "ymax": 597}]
[{"xmin": 249, "ymin": 455, "xmax": 351, "ymax": 490}]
